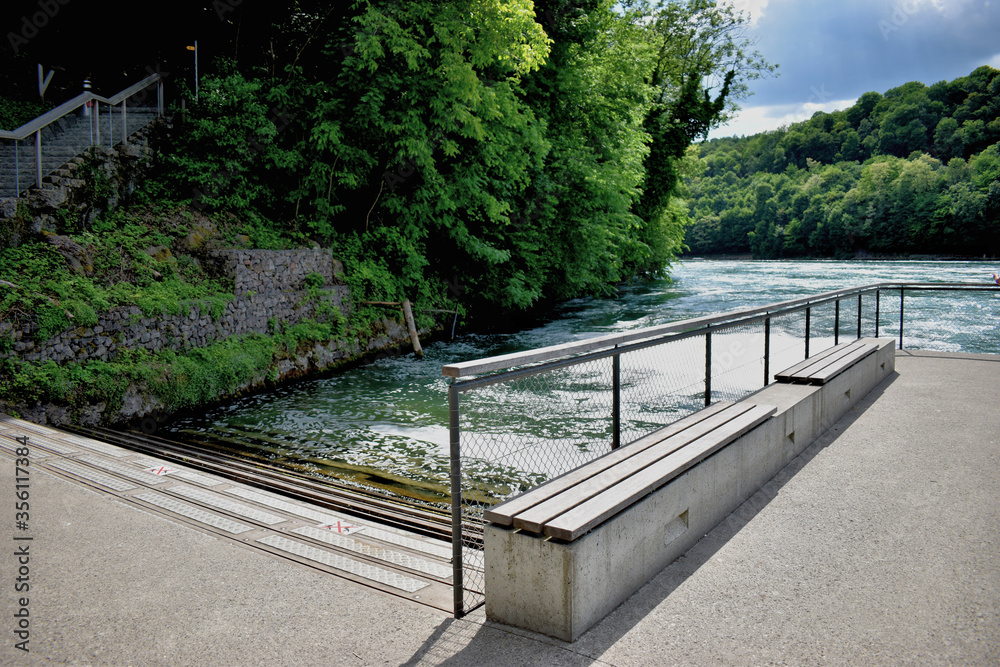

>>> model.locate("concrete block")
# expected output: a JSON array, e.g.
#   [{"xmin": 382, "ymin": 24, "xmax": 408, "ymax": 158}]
[
  {"xmin": 486, "ymin": 420, "xmax": 778, "ymax": 642},
  {"xmin": 485, "ymin": 338, "xmax": 897, "ymax": 642}
]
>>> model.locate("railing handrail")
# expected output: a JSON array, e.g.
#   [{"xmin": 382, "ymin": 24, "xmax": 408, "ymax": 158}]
[
  {"xmin": 442, "ymin": 281, "xmax": 997, "ymax": 378},
  {"xmin": 0, "ymin": 73, "xmax": 161, "ymax": 141}
]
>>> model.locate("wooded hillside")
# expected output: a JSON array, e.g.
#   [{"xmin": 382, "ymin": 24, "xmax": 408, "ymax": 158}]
[{"xmin": 684, "ymin": 66, "xmax": 1000, "ymax": 258}]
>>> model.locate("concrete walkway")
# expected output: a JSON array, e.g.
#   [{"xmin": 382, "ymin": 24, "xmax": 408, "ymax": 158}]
[{"xmin": 2, "ymin": 350, "xmax": 998, "ymax": 665}]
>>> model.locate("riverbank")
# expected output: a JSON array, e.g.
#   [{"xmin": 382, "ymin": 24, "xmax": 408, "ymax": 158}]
[{"xmin": 0, "ymin": 237, "xmax": 448, "ymax": 429}]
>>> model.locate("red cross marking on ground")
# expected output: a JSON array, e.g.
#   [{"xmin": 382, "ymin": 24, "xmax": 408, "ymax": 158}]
[{"xmin": 319, "ymin": 521, "xmax": 358, "ymax": 534}]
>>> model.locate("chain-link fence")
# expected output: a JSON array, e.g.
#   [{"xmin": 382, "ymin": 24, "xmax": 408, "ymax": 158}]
[{"xmin": 445, "ymin": 283, "xmax": 999, "ymax": 616}]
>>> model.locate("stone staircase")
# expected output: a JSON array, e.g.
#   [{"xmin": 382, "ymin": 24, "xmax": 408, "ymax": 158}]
[{"xmin": 1, "ymin": 107, "xmax": 158, "ymax": 198}]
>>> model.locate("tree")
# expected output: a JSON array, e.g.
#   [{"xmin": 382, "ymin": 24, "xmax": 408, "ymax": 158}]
[{"xmin": 631, "ymin": 0, "xmax": 775, "ymax": 270}]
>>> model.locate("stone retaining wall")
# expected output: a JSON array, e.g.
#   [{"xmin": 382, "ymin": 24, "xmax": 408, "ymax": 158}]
[
  {"xmin": 2, "ymin": 249, "xmax": 349, "ymax": 366},
  {"xmin": 208, "ymin": 248, "xmax": 342, "ymax": 295},
  {"xmin": 2, "ymin": 287, "xmax": 350, "ymax": 365}
]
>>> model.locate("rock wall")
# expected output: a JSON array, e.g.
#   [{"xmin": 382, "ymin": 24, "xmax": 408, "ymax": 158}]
[
  {"xmin": 1, "ymin": 247, "xmax": 438, "ymax": 428},
  {"xmin": 209, "ymin": 248, "xmax": 340, "ymax": 295},
  {"xmin": 2, "ymin": 287, "xmax": 350, "ymax": 365},
  {"xmin": 2, "ymin": 249, "xmax": 349, "ymax": 366}
]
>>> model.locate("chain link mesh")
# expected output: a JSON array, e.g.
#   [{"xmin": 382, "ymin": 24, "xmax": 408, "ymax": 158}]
[{"xmin": 450, "ymin": 286, "xmax": 998, "ymax": 615}]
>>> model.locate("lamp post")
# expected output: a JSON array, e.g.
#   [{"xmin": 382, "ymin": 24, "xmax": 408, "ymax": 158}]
[{"xmin": 186, "ymin": 40, "xmax": 198, "ymax": 101}]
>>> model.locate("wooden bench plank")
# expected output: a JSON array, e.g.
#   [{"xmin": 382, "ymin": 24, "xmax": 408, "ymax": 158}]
[
  {"xmin": 542, "ymin": 404, "xmax": 776, "ymax": 541},
  {"xmin": 805, "ymin": 344, "xmax": 876, "ymax": 383},
  {"xmin": 510, "ymin": 403, "xmax": 761, "ymax": 533},
  {"xmin": 483, "ymin": 401, "xmax": 738, "ymax": 526},
  {"xmin": 775, "ymin": 341, "xmax": 874, "ymax": 384},
  {"xmin": 774, "ymin": 341, "xmax": 866, "ymax": 381}
]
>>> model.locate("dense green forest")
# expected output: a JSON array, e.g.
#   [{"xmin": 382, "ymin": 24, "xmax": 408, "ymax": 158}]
[
  {"xmin": 0, "ymin": 0, "xmax": 776, "ymax": 415},
  {"xmin": 684, "ymin": 66, "xmax": 1000, "ymax": 258},
  {"xmin": 147, "ymin": 0, "xmax": 773, "ymax": 317}
]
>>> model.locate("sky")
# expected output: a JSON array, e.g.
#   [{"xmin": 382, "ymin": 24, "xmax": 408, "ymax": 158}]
[{"xmin": 711, "ymin": 0, "xmax": 1000, "ymax": 138}]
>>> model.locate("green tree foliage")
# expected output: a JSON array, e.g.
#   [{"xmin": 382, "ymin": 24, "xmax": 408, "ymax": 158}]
[
  {"xmin": 151, "ymin": 0, "xmax": 768, "ymax": 320},
  {"xmin": 685, "ymin": 66, "xmax": 1000, "ymax": 258}
]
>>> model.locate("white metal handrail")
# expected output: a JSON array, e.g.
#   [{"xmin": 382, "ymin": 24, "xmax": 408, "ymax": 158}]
[{"xmin": 1, "ymin": 73, "xmax": 163, "ymax": 195}]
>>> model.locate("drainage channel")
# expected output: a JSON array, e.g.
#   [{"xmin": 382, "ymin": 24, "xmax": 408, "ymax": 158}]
[{"xmin": 0, "ymin": 415, "xmax": 464, "ymax": 612}]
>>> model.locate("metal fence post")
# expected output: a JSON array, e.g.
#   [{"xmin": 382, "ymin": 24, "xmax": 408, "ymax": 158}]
[
  {"xmin": 612, "ymin": 350, "xmax": 621, "ymax": 450},
  {"xmin": 805, "ymin": 307, "xmax": 811, "ymax": 359},
  {"xmin": 704, "ymin": 330, "xmax": 712, "ymax": 406},
  {"xmin": 34, "ymin": 130, "xmax": 42, "ymax": 189},
  {"xmin": 120, "ymin": 100, "xmax": 127, "ymax": 144},
  {"xmin": 899, "ymin": 287, "xmax": 905, "ymax": 350},
  {"xmin": 857, "ymin": 293, "xmax": 863, "ymax": 339},
  {"xmin": 448, "ymin": 381, "xmax": 464, "ymax": 618},
  {"xmin": 834, "ymin": 299, "xmax": 840, "ymax": 345},
  {"xmin": 875, "ymin": 289, "xmax": 881, "ymax": 337},
  {"xmin": 763, "ymin": 317, "xmax": 771, "ymax": 386}
]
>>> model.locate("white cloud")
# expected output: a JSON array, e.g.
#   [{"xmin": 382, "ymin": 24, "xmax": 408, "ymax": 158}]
[
  {"xmin": 723, "ymin": 0, "xmax": 770, "ymax": 27},
  {"xmin": 708, "ymin": 98, "xmax": 859, "ymax": 139},
  {"xmin": 989, "ymin": 53, "xmax": 1000, "ymax": 69}
]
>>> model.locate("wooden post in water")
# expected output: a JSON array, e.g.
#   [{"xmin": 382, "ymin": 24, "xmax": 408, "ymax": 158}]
[{"xmin": 402, "ymin": 299, "xmax": 423, "ymax": 358}]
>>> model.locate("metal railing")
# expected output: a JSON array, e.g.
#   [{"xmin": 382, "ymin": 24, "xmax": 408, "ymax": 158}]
[
  {"xmin": 1, "ymin": 74, "xmax": 163, "ymax": 197},
  {"xmin": 443, "ymin": 282, "xmax": 999, "ymax": 616}
]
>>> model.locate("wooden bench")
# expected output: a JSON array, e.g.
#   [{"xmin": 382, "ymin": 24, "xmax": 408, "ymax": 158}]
[
  {"xmin": 485, "ymin": 401, "xmax": 775, "ymax": 541},
  {"xmin": 485, "ymin": 337, "xmax": 896, "ymax": 642},
  {"xmin": 775, "ymin": 340, "xmax": 877, "ymax": 385},
  {"xmin": 484, "ymin": 401, "xmax": 776, "ymax": 641}
]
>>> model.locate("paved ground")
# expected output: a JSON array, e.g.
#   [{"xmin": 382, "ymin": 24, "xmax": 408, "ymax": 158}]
[{"xmin": 1, "ymin": 350, "xmax": 998, "ymax": 666}]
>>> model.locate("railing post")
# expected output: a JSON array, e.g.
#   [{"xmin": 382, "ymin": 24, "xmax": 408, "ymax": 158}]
[
  {"xmin": 804, "ymin": 307, "xmax": 811, "ymax": 359},
  {"xmin": 857, "ymin": 293, "xmax": 863, "ymax": 339},
  {"xmin": 875, "ymin": 289, "xmax": 881, "ymax": 337},
  {"xmin": 612, "ymin": 350, "xmax": 621, "ymax": 450},
  {"xmin": 120, "ymin": 100, "xmax": 127, "ymax": 144},
  {"xmin": 704, "ymin": 330, "xmax": 712, "ymax": 407},
  {"xmin": 34, "ymin": 130, "xmax": 42, "ymax": 189},
  {"xmin": 763, "ymin": 317, "xmax": 771, "ymax": 386},
  {"xmin": 834, "ymin": 299, "xmax": 840, "ymax": 345},
  {"xmin": 14, "ymin": 140, "xmax": 19, "ymax": 195},
  {"xmin": 899, "ymin": 287, "xmax": 905, "ymax": 350},
  {"xmin": 448, "ymin": 381, "xmax": 464, "ymax": 618}
]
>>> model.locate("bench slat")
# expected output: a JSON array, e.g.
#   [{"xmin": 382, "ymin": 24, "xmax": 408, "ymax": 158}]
[
  {"xmin": 509, "ymin": 403, "xmax": 760, "ymax": 533},
  {"xmin": 775, "ymin": 341, "xmax": 874, "ymax": 384},
  {"xmin": 774, "ymin": 341, "xmax": 865, "ymax": 380},
  {"xmin": 542, "ymin": 404, "xmax": 776, "ymax": 541},
  {"xmin": 483, "ymin": 401, "xmax": 737, "ymax": 526},
  {"xmin": 805, "ymin": 344, "xmax": 875, "ymax": 383}
]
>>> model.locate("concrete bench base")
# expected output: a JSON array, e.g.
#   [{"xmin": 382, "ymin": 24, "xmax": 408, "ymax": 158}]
[{"xmin": 484, "ymin": 338, "xmax": 896, "ymax": 642}]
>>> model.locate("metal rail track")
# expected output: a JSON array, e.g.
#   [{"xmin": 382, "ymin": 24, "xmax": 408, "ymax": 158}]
[{"xmin": 63, "ymin": 425, "xmax": 455, "ymax": 543}]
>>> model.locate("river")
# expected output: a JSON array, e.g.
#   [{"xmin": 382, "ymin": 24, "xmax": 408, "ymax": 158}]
[{"xmin": 164, "ymin": 259, "xmax": 999, "ymax": 503}]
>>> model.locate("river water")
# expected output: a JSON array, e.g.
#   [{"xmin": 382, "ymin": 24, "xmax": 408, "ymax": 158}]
[{"xmin": 164, "ymin": 259, "xmax": 999, "ymax": 503}]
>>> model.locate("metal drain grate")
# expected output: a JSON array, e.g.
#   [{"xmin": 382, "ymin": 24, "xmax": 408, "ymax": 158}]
[
  {"xmin": 78, "ymin": 455, "xmax": 171, "ymax": 485},
  {"xmin": 224, "ymin": 487, "xmax": 349, "ymax": 525},
  {"xmin": 47, "ymin": 459, "xmax": 138, "ymax": 492},
  {"xmin": 59, "ymin": 434, "xmax": 129, "ymax": 457},
  {"xmin": 257, "ymin": 535, "xmax": 429, "ymax": 593},
  {"xmin": 170, "ymin": 486, "xmax": 286, "ymax": 525},
  {"xmin": 293, "ymin": 526, "xmax": 451, "ymax": 579},
  {"xmin": 134, "ymin": 492, "xmax": 255, "ymax": 534}
]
